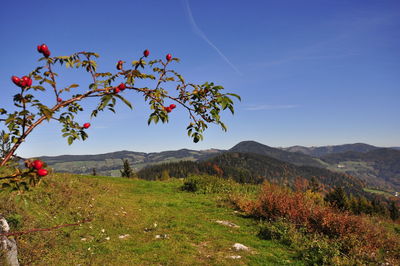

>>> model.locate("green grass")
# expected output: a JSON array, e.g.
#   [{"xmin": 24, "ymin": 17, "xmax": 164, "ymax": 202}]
[
  {"xmin": 363, "ymin": 188, "xmax": 394, "ymax": 197},
  {"xmin": 1, "ymin": 173, "xmax": 301, "ymax": 265}
]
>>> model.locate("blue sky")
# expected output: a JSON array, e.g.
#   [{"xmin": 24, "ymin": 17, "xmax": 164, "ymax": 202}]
[{"xmin": 1, "ymin": 0, "xmax": 399, "ymax": 157}]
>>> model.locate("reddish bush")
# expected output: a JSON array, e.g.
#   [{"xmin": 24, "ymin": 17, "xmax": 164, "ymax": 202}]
[{"xmin": 233, "ymin": 181, "xmax": 400, "ymax": 263}]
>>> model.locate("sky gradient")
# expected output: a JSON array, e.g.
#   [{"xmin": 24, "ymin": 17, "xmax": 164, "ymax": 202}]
[{"xmin": 1, "ymin": 0, "xmax": 399, "ymax": 157}]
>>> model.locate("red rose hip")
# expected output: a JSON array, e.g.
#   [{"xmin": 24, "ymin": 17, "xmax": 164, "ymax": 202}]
[
  {"xmin": 32, "ymin": 159, "xmax": 44, "ymax": 170},
  {"xmin": 83, "ymin": 123, "xmax": 91, "ymax": 129},
  {"xmin": 117, "ymin": 83, "xmax": 126, "ymax": 90},
  {"xmin": 37, "ymin": 168, "xmax": 48, "ymax": 176},
  {"xmin": 11, "ymin": 76, "xmax": 20, "ymax": 86},
  {"xmin": 143, "ymin": 49, "xmax": 150, "ymax": 57},
  {"xmin": 169, "ymin": 104, "xmax": 176, "ymax": 109},
  {"xmin": 117, "ymin": 60, "xmax": 123, "ymax": 70},
  {"xmin": 166, "ymin": 53, "xmax": 172, "ymax": 61},
  {"xmin": 40, "ymin": 44, "xmax": 49, "ymax": 53},
  {"xmin": 21, "ymin": 76, "xmax": 31, "ymax": 87},
  {"xmin": 43, "ymin": 49, "xmax": 51, "ymax": 57}
]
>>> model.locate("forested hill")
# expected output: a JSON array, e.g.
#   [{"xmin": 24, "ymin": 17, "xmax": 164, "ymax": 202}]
[
  {"xmin": 137, "ymin": 152, "xmax": 366, "ymax": 195},
  {"xmin": 229, "ymin": 141, "xmax": 325, "ymax": 168}
]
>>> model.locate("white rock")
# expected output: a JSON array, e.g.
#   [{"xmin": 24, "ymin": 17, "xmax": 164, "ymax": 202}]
[
  {"xmin": 80, "ymin": 238, "xmax": 87, "ymax": 241},
  {"xmin": 216, "ymin": 220, "xmax": 240, "ymax": 228},
  {"xmin": 227, "ymin": 255, "xmax": 242, "ymax": 259},
  {"xmin": 105, "ymin": 237, "xmax": 110, "ymax": 241},
  {"xmin": 232, "ymin": 243, "xmax": 250, "ymax": 251},
  {"xmin": 118, "ymin": 234, "xmax": 130, "ymax": 239},
  {"xmin": 155, "ymin": 234, "xmax": 169, "ymax": 239}
]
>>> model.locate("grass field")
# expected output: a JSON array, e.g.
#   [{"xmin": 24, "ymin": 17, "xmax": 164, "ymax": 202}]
[
  {"xmin": 363, "ymin": 187, "xmax": 395, "ymax": 197},
  {"xmin": 1, "ymin": 173, "xmax": 302, "ymax": 265}
]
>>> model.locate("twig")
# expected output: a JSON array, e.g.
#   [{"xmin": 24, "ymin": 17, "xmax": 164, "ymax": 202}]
[{"xmin": 0, "ymin": 219, "xmax": 92, "ymax": 237}]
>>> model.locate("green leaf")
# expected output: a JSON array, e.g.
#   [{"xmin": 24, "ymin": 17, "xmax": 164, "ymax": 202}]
[
  {"xmin": 226, "ymin": 93, "xmax": 241, "ymax": 101},
  {"xmin": 98, "ymin": 95, "xmax": 112, "ymax": 110},
  {"xmin": 114, "ymin": 94, "xmax": 133, "ymax": 109}
]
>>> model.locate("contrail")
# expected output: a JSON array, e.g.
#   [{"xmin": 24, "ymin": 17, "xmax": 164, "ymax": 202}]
[{"xmin": 183, "ymin": 0, "xmax": 242, "ymax": 76}]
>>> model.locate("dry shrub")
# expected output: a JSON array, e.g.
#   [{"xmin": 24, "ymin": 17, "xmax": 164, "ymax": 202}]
[{"xmin": 233, "ymin": 181, "xmax": 400, "ymax": 264}]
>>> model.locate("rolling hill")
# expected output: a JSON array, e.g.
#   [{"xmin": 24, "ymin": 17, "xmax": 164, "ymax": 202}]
[
  {"xmin": 39, "ymin": 148, "xmax": 222, "ymax": 176},
  {"xmin": 36, "ymin": 141, "xmax": 400, "ymax": 192},
  {"xmin": 282, "ymin": 143, "xmax": 379, "ymax": 157},
  {"xmin": 321, "ymin": 148, "xmax": 400, "ymax": 191},
  {"xmin": 229, "ymin": 141, "xmax": 325, "ymax": 168}
]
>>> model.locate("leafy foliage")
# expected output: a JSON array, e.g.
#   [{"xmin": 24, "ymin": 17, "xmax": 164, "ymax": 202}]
[{"xmin": 0, "ymin": 46, "xmax": 239, "ymax": 189}]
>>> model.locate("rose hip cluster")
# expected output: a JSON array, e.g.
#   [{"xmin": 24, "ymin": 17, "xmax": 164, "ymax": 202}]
[
  {"xmin": 164, "ymin": 104, "xmax": 176, "ymax": 113},
  {"xmin": 11, "ymin": 75, "xmax": 32, "ymax": 88},
  {"xmin": 27, "ymin": 159, "xmax": 48, "ymax": 177},
  {"xmin": 37, "ymin": 43, "xmax": 51, "ymax": 57},
  {"xmin": 114, "ymin": 83, "xmax": 126, "ymax": 93}
]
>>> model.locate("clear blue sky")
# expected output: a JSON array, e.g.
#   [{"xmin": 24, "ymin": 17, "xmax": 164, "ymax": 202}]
[{"xmin": 1, "ymin": 0, "xmax": 399, "ymax": 157}]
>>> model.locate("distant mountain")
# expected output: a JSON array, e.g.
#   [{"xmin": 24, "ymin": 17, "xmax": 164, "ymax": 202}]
[
  {"xmin": 283, "ymin": 143, "xmax": 379, "ymax": 157},
  {"xmin": 391, "ymin": 147, "xmax": 400, "ymax": 151},
  {"xmin": 137, "ymin": 152, "xmax": 366, "ymax": 195},
  {"xmin": 40, "ymin": 148, "xmax": 223, "ymax": 176},
  {"xmin": 38, "ymin": 141, "xmax": 400, "ymax": 192},
  {"xmin": 229, "ymin": 141, "xmax": 325, "ymax": 168},
  {"xmin": 321, "ymin": 148, "xmax": 400, "ymax": 191}
]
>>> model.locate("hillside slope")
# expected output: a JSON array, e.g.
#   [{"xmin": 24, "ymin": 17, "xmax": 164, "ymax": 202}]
[
  {"xmin": 138, "ymin": 152, "xmax": 366, "ymax": 195},
  {"xmin": 0, "ymin": 173, "xmax": 300, "ymax": 265},
  {"xmin": 322, "ymin": 148, "xmax": 400, "ymax": 191}
]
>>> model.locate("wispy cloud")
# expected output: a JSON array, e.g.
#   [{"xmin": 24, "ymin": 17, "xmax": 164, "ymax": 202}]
[
  {"xmin": 244, "ymin": 104, "xmax": 299, "ymax": 111},
  {"xmin": 182, "ymin": 0, "xmax": 242, "ymax": 76}
]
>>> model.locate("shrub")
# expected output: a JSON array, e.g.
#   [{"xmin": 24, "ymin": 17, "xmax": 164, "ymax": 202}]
[
  {"xmin": 232, "ymin": 181, "xmax": 400, "ymax": 264},
  {"xmin": 181, "ymin": 174, "xmax": 237, "ymax": 194},
  {"xmin": 181, "ymin": 174, "xmax": 259, "ymax": 196}
]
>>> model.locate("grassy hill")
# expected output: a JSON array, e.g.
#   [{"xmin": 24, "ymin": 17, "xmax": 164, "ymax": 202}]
[{"xmin": 0, "ymin": 172, "xmax": 300, "ymax": 265}]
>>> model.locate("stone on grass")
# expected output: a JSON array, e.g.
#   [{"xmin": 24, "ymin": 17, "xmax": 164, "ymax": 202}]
[
  {"xmin": 232, "ymin": 243, "xmax": 250, "ymax": 251},
  {"xmin": 215, "ymin": 220, "xmax": 240, "ymax": 228}
]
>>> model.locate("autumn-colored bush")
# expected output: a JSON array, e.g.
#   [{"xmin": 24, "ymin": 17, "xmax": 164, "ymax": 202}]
[{"xmin": 232, "ymin": 182, "xmax": 400, "ymax": 264}]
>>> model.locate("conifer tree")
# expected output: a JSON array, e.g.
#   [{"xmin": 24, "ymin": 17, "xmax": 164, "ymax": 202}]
[{"xmin": 120, "ymin": 159, "xmax": 134, "ymax": 178}]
